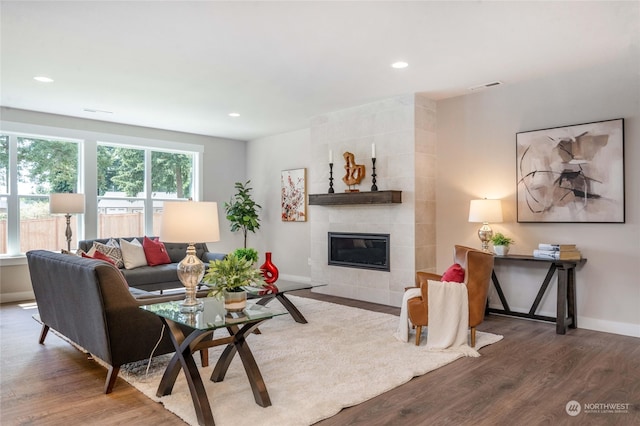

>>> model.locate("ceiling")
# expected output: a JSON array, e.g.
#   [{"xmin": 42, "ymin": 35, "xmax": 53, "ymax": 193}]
[{"xmin": 1, "ymin": 1, "xmax": 638, "ymax": 141}]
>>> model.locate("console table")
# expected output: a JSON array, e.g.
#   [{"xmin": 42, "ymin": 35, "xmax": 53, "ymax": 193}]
[{"xmin": 488, "ymin": 254, "xmax": 586, "ymax": 334}]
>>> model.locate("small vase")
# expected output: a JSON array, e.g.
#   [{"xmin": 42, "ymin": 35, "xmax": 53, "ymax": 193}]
[
  {"xmin": 224, "ymin": 289, "xmax": 247, "ymax": 312},
  {"xmin": 260, "ymin": 252, "xmax": 279, "ymax": 284}
]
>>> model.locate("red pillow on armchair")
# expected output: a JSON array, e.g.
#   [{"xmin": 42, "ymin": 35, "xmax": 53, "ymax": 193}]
[
  {"xmin": 441, "ymin": 263, "xmax": 465, "ymax": 283},
  {"xmin": 142, "ymin": 237, "xmax": 172, "ymax": 266}
]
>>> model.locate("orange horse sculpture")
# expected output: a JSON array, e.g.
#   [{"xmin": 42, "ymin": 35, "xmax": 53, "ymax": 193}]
[{"xmin": 342, "ymin": 151, "xmax": 366, "ymax": 190}]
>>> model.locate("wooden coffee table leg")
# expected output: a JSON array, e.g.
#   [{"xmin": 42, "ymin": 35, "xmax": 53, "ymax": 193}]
[
  {"xmin": 255, "ymin": 293, "xmax": 308, "ymax": 323},
  {"xmin": 275, "ymin": 293, "xmax": 308, "ymax": 324},
  {"xmin": 211, "ymin": 321, "xmax": 271, "ymax": 407},
  {"xmin": 156, "ymin": 319, "xmax": 215, "ymax": 426}
]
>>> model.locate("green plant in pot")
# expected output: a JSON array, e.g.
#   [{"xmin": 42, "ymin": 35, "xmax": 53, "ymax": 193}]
[
  {"xmin": 490, "ymin": 233, "xmax": 514, "ymax": 256},
  {"xmin": 225, "ymin": 181, "xmax": 261, "ymax": 249},
  {"xmin": 203, "ymin": 253, "xmax": 265, "ymax": 312}
]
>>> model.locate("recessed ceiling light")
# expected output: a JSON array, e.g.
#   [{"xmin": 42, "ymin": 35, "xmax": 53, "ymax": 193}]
[
  {"xmin": 34, "ymin": 76, "xmax": 54, "ymax": 83},
  {"xmin": 391, "ymin": 61, "xmax": 408, "ymax": 69},
  {"xmin": 228, "ymin": 112, "xmax": 240, "ymax": 117},
  {"xmin": 83, "ymin": 108, "xmax": 113, "ymax": 114}
]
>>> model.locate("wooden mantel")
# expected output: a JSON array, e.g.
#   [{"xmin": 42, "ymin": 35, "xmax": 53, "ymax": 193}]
[{"xmin": 308, "ymin": 190, "xmax": 402, "ymax": 206}]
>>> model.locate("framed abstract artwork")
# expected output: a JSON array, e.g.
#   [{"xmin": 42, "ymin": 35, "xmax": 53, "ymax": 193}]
[
  {"xmin": 281, "ymin": 168, "xmax": 307, "ymax": 222},
  {"xmin": 516, "ymin": 118, "xmax": 624, "ymax": 223}
]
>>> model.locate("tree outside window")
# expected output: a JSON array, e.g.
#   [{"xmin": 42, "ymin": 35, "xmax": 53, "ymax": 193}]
[
  {"xmin": 16, "ymin": 137, "xmax": 80, "ymax": 252},
  {"xmin": 0, "ymin": 133, "xmax": 198, "ymax": 253},
  {"xmin": 96, "ymin": 145, "xmax": 195, "ymax": 238}
]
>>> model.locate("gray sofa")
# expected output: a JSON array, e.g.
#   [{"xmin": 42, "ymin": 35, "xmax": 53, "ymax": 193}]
[
  {"xmin": 26, "ymin": 249, "xmax": 200, "ymax": 393},
  {"xmin": 78, "ymin": 237, "xmax": 225, "ymax": 292}
]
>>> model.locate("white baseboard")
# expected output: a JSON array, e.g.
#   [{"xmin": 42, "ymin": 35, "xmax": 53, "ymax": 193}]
[
  {"xmin": 0, "ymin": 290, "xmax": 35, "ymax": 304},
  {"xmin": 578, "ymin": 317, "xmax": 640, "ymax": 338},
  {"xmin": 488, "ymin": 302, "xmax": 640, "ymax": 338}
]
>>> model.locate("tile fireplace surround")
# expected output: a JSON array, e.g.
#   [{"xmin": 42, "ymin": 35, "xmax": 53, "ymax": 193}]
[{"xmin": 309, "ymin": 94, "xmax": 437, "ymax": 308}]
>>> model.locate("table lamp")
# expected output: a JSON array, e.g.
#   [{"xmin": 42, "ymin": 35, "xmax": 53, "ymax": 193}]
[
  {"xmin": 50, "ymin": 193, "xmax": 85, "ymax": 252},
  {"xmin": 160, "ymin": 201, "xmax": 220, "ymax": 311},
  {"xmin": 468, "ymin": 199, "xmax": 503, "ymax": 252}
]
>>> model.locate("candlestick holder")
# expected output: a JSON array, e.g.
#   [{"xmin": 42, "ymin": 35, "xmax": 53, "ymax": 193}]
[
  {"xmin": 371, "ymin": 158, "xmax": 378, "ymax": 191},
  {"xmin": 328, "ymin": 163, "xmax": 335, "ymax": 193}
]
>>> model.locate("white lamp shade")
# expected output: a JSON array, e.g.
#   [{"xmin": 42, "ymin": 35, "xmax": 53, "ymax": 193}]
[
  {"xmin": 50, "ymin": 193, "xmax": 85, "ymax": 214},
  {"xmin": 160, "ymin": 201, "xmax": 220, "ymax": 243},
  {"xmin": 468, "ymin": 199, "xmax": 503, "ymax": 223}
]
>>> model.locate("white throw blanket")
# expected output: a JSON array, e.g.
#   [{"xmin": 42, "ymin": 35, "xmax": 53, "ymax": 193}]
[
  {"xmin": 394, "ymin": 280, "xmax": 480, "ymax": 357},
  {"xmin": 427, "ymin": 280, "xmax": 479, "ymax": 357}
]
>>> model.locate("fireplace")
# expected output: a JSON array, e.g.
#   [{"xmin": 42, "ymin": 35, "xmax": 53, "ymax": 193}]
[{"xmin": 328, "ymin": 232, "xmax": 390, "ymax": 271}]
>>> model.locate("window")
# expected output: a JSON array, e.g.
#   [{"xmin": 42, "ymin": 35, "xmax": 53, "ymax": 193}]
[
  {"xmin": 97, "ymin": 144, "xmax": 195, "ymax": 239},
  {"xmin": 7, "ymin": 136, "xmax": 79, "ymax": 254},
  {"xmin": 151, "ymin": 151, "xmax": 194, "ymax": 233},
  {"xmin": 0, "ymin": 126, "xmax": 201, "ymax": 256},
  {"xmin": 151, "ymin": 151, "xmax": 194, "ymax": 199},
  {"xmin": 0, "ymin": 135, "xmax": 7, "ymax": 194},
  {"xmin": 0, "ymin": 136, "xmax": 8, "ymax": 254}
]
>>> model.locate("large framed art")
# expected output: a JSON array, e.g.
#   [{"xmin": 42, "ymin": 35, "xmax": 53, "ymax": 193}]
[
  {"xmin": 516, "ymin": 118, "xmax": 624, "ymax": 223},
  {"xmin": 281, "ymin": 168, "xmax": 307, "ymax": 222}
]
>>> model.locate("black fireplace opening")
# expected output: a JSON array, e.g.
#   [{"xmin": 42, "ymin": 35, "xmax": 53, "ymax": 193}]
[{"xmin": 328, "ymin": 232, "xmax": 390, "ymax": 271}]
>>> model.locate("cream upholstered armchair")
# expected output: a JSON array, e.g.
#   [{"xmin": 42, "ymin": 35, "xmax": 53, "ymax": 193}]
[{"xmin": 407, "ymin": 245, "xmax": 494, "ymax": 346}]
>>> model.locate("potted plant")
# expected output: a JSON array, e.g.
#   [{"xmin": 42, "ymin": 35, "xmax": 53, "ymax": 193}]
[
  {"xmin": 203, "ymin": 253, "xmax": 265, "ymax": 311},
  {"xmin": 224, "ymin": 181, "xmax": 261, "ymax": 248},
  {"xmin": 491, "ymin": 233, "xmax": 514, "ymax": 256},
  {"xmin": 232, "ymin": 247, "xmax": 259, "ymax": 264}
]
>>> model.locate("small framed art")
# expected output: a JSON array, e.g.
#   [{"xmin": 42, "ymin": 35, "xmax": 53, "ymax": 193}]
[{"xmin": 281, "ymin": 168, "xmax": 307, "ymax": 222}]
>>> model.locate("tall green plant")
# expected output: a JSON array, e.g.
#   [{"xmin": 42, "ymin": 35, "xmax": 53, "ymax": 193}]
[{"xmin": 224, "ymin": 181, "xmax": 261, "ymax": 248}]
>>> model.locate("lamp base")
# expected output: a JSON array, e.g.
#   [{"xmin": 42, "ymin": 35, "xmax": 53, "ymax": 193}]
[
  {"xmin": 177, "ymin": 244, "xmax": 205, "ymax": 312},
  {"xmin": 64, "ymin": 213, "xmax": 73, "ymax": 252},
  {"xmin": 477, "ymin": 223, "xmax": 494, "ymax": 252}
]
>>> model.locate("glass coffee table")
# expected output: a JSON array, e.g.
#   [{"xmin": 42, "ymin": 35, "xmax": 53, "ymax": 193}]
[
  {"xmin": 244, "ymin": 279, "xmax": 326, "ymax": 324},
  {"xmin": 141, "ymin": 298, "xmax": 287, "ymax": 426}
]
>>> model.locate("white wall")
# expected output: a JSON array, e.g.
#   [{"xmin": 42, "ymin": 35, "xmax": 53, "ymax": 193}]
[
  {"xmin": 246, "ymin": 128, "xmax": 311, "ymax": 281},
  {"xmin": 436, "ymin": 55, "xmax": 640, "ymax": 337}
]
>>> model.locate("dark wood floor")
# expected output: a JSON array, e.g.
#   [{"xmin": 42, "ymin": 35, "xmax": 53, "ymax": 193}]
[{"xmin": 1, "ymin": 290, "xmax": 638, "ymax": 425}]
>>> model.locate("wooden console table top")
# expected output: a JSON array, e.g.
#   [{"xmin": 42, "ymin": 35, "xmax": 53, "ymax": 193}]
[{"xmin": 493, "ymin": 254, "xmax": 586, "ymax": 266}]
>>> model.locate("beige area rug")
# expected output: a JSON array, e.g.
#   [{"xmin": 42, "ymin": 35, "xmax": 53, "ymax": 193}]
[{"xmin": 117, "ymin": 296, "xmax": 503, "ymax": 426}]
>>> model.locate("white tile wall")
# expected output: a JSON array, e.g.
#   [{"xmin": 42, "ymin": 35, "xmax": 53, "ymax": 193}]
[{"xmin": 310, "ymin": 94, "xmax": 436, "ymax": 307}]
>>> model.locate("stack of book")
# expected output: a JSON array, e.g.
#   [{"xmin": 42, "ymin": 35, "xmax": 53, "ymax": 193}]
[{"xmin": 533, "ymin": 243, "xmax": 582, "ymax": 260}]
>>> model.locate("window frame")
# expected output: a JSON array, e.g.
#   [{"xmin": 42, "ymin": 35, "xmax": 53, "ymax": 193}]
[{"xmin": 0, "ymin": 122, "xmax": 204, "ymax": 257}]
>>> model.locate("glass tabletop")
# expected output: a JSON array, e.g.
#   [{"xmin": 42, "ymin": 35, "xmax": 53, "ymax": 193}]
[
  {"xmin": 140, "ymin": 298, "xmax": 288, "ymax": 330},
  {"xmin": 241, "ymin": 279, "xmax": 327, "ymax": 296}
]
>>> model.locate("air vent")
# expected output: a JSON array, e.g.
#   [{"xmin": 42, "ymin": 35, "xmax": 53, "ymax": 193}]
[
  {"xmin": 83, "ymin": 108, "xmax": 113, "ymax": 114},
  {"xmin": 468, "ymin": 81, "xmax": 503, "ymax": 91}
]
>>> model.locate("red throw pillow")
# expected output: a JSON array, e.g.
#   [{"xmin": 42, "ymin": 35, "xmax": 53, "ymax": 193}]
[
  {"xmin": 142, "ymin": 236, "xmax": 172, "ymax": 266},
  {"xmin": 82, "ymin": 250, "xmax": 117, "ymax": 266},
  {"xmin": 441, "ymin": 263, "xmax": 465, "ymax": 283}
]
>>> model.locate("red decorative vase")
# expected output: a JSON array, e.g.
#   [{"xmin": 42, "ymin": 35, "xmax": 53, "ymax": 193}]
[{"xmin": 260, "ymin": 252, "xmax": 279, "ymax": 284}]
